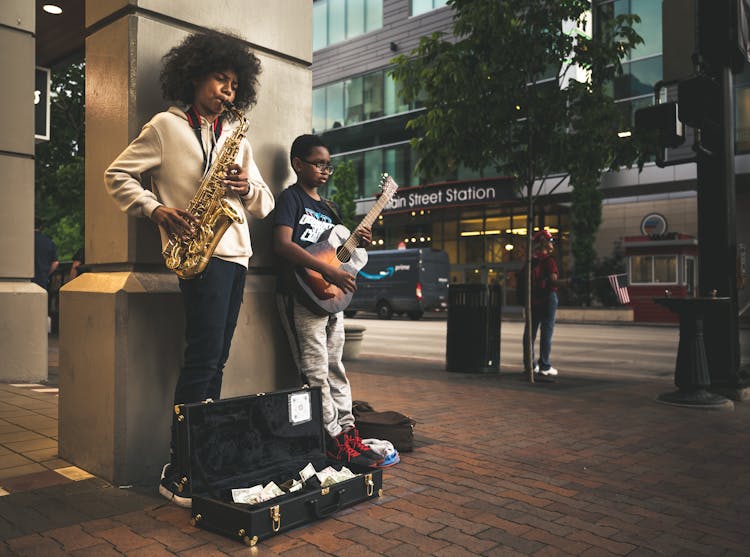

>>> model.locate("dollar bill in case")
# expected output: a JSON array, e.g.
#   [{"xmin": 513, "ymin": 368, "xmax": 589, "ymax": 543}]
[{"xmin": 172, "ymin": 387, "xmax": 383, "ymax": 546}]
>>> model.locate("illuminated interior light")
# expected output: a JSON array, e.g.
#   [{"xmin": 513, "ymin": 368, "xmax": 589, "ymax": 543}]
[
  {"xmin": 460, "ymin": 231, "xmax": 482, "ymax": 237},
  {"xmin": 427, "ymin": 236, "xmax": 431, "ymax": 241},
  {"xmin": 411, "ymin": 237, "xmax": 417, "ymax": 242},
  {"xmin": 419, "ymin": 237, "xmax": 425, "ymax": 242},
  {"xmin": 411, "ymin": 211, "xmax": 416, "ymax": 216},
  {"xmin": 505, "ymin": 243, "xmax": 514, "ymax": 251},
  {"xmin": 618, "ymin": 130, "xmax": 632, "ymax": 138},
  {"xmin": 43, "ymin": 4, "xmax": 63, "ymax": 14}
]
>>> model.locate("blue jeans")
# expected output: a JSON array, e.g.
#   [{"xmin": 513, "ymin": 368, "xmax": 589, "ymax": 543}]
[
  {"xmin": 523, "ymin": 291, "xmax": 558, "ymax": 371},
  {"xmin": 173, "ymin": 258, "xmax": 246, "ymax": 405}
]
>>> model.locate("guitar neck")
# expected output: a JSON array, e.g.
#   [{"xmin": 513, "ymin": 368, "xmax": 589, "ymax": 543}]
[{"xmin": 339, "ymin": 189, "xmax": 392, "ymax": 257}]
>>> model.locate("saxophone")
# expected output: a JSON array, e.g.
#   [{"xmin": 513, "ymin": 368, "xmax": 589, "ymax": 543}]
[{"xmin": 162, "ymin": 102, "xmax": 249, "ymax": 279}]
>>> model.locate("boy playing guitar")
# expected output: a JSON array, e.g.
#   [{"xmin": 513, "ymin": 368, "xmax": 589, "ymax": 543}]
[{"xmin": 273, "ymin": 134, "xmax": 387, "ymax": 468}]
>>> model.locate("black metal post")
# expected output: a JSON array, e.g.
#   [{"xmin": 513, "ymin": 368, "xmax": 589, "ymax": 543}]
[{"xmin": 696, "ymin": 64, "xmax": 742, "ymax": 392}]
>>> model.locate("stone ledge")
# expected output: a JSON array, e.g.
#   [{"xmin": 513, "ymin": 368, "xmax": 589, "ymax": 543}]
[
  {"xmin": 556, "ymin": 307, "xmax": 634, "ymax": 323},
  {"xmin": 503, "ymin": 306, "xmax": 635, "ymax": 323}
]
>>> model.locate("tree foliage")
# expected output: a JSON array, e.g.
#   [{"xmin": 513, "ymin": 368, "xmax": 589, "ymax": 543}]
[
  {"xmin": 35, "ymin": 60, "xmax": 85, "ymax": 261},
  {"xmin": 328, "ymin": 159, "xmax": 359, "ymax": 231},
  {"xmin": 390, "ymin": 0, "xmax": 643, "ymax": 376}
]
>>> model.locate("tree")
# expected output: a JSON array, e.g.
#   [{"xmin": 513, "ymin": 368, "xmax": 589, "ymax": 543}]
[
  {"xmin": 35, "ymin": 60, "xmax": 85, "ymax": 260},
  {"xmin": 328, "ymin": 159, "xmax": 359, "ymax": 231},
  {"xmin": 390, "ymin": 0, "xmax": 642, "ymax": 380}
]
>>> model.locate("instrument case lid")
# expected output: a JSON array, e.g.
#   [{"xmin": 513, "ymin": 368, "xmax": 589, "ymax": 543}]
[{"xmin": 174, "ymin": 386, "xmax": 326, "ymax": 498}]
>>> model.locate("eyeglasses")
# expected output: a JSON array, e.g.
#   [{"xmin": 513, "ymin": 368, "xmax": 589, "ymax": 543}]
[{"xmin": 301, "ymin": 159, "xmax": 335, "ymax": 174}]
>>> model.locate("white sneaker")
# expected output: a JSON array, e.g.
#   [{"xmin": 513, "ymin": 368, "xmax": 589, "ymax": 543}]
[
  {"xmin": 159, "ymin": 463, "xmax": 192, "ymax": 508},
  {"xmin": 539, "ymin": 367, "xmax": 558, "ymax": 376},
  {"xmin": 533, "ymin": 365, "xmax": 539, "ymax": 373}
]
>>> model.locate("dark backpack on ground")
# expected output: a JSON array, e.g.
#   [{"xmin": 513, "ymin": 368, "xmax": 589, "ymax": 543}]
[{"xmin": 352, "ymin": 400, "xmax": 417, "ymax": 452}]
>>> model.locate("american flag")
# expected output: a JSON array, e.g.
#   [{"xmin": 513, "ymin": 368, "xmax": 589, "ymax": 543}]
[{"xmin": 608, "ymin": 274, "xmax": 630, "ymax": 304}]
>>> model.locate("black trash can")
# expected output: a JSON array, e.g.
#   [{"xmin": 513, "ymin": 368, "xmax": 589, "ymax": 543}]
[{"xmin": 446, "ymin": 283, "xmax": 502, "ymax": 373}]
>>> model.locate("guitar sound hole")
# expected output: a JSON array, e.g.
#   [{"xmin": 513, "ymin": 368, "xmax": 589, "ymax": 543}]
[{"xmin": 336, "ymin": 246, "xmax": 352, "ymax": 263}]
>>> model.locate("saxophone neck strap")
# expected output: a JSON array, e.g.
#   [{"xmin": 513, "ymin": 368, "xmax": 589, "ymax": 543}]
[{"xmin": 185, "ymin": 106, "xmax": 224, "ymax": 171}]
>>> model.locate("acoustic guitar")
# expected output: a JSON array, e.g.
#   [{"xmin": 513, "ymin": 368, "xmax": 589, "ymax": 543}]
[{"xmin": 295, "ymin": 174, "xmax": 399, "ymax": 315}]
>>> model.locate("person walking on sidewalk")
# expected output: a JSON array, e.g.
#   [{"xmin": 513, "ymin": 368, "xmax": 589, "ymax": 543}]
[
  {"xmin": 522, "ymin": 229, "xmax": 567, "ymax": 377},
  {"xmin": 273, "ymin": 134, "xmax": 383, "ymax": 468},
  {"xmin": 104, "ymin": 31, "xmax": 274, "ymax": 507}
]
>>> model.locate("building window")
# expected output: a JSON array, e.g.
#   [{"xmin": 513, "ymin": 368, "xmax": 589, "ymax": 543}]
[
  {"xmin": 329, "ymin": 142, "xmax": 416, "ymax": 197},
  {"xmin": 596, "ymin": 0, "xmax": 664, "ymax": 130},
  {"xmin": 629, "ymin": 255, "xmax": 678, "ymax": 284},
  {"xmin": 313, "ymin": 0, "xmax": 383, "ymax": 50},
  {"xmin": 313, "ymin": 68, "xmax": 412, "ymax": 133},
  {"xmin": 411, "ymin": 0, "xmax": 448, "ymax": 17}
]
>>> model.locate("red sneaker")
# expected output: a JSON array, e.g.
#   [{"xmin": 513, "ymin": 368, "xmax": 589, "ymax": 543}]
[
  {"xmin": 345, "ymin": 428, "xmax": 385, "ymax": 464},
  {"xmin": 326, "ymin": 431, "xmax": 378, "ymax": 468}
]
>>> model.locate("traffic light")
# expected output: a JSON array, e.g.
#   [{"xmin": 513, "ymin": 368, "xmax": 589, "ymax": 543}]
[
  {"xmin": 634, "ymin": 102, "xmax": 684, "ymax": 149},
  {"xmin": 698, "ymin": 0, "xmax": 748, "ymax": 73},
  {"xmin": 677, "ymin": 75, "xmax": 720, "ymax": 129}
]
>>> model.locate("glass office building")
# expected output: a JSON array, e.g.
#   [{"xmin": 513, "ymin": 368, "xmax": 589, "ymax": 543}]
[{"xmin": 311, "ymin": 0, "xmax": 750, "ymax": 310}]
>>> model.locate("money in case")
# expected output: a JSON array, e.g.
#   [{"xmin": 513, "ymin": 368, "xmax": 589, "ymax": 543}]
[{"xmin": 172, "ymin": 386, "xmax": 383, "ymax": 545}]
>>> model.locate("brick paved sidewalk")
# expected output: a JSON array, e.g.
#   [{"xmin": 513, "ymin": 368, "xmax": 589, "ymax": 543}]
[{"xmin": 1, "ymin": 354, "xmax": 749, "ymax": 556}]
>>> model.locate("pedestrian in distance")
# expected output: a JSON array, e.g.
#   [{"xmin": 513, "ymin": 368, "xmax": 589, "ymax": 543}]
[
  {"xmin": 33, "ymin": 219, "xmax": 59, "ymax": 290},
  {"xmin": 522, "ymin": 229, "xmax": 568, "ymax": 378},
  {"xmin": 273, "ymin": 134, "xmax": 386, "ymax": 469},
  {"xmin": 104, "ymin": 30, "xmax": 275, "ymax": 507}
]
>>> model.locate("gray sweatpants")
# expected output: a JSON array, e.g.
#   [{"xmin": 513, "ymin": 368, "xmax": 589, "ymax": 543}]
[{"xmin": 276, "ymin": 293, "xmax": 355, "ymax": 438}]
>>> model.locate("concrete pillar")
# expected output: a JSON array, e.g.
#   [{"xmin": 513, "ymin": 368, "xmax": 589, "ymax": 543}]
[
  {"xmin": 0, "ymin": 2, "xmax": 48, "ymax": 382},
  {"xmin": 59, "ymin": 0, "xmax": 311, "ymax": 485}
]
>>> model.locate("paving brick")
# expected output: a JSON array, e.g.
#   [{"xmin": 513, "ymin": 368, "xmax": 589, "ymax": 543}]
[
  {"xmin": 46, "ymin": 524, "xmax": 100, "ymax": 551},
  {"xmin": 124, "ymin": 544, "xmax": 176, "ymax": 557},
  {"xmin": 68, "ymin": 542, "xmax": 122, "ymax": 557},
  {"xmin": 567, "ymin": 529, "xmax": 636, "ymax": 556},
  {"xmin": 143, "ymin": 525, "xmax": 204, "ymax": 552},
  {"xmin": 333, "ymin": 543, "xmax": 389, "ymax": 557},
  {"xmin": 522, "ymin": 527, "xmax": 591, "ymax": 555},
  {"xmin": 95, "ymin": 525, "xmax": 154, "ymax": 553},
  {"xmin": 175, "ymin": 544, "xmax": 233, "ymax": 557},
  {"xmin": 336, "ymin": 526, "xmax": 401, "ymax": 553},
  {"xmin": 6, "ymin": 538, "xmax": 69, "ymax": 557},
  {"xmin": 475, "ymin": 526, "xmax": 545, "ymax": 554},
  {"xmin": 428, "ymin": 525, "xmax": 496, "ymax": 554},
  {"xmin": 381, "ymin": 542, "xmax": 436, "ymax": 557}
]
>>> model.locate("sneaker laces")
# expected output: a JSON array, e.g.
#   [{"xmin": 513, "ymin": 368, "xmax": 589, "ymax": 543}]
[
  {"xmin": 345, "ymin": 429, "xmax": 371, "ymax": 453},
  {"xmin": 327, "ymin": 433, "xmax": 361, "ymax": 462},
  {"xmin": 337, "ymin": 440, "xmax": 362, "ymax": 462}
]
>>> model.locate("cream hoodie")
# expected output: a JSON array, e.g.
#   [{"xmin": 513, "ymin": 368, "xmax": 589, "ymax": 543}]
[{"xmin": 104, "ymin": 106, "xmax": 275, "ymax": 268}]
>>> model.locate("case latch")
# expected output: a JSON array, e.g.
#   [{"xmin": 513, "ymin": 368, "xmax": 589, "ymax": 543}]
[
  {"xmin": 365, "ymin": 473, "xmax": 374, "ymax": 497},
  {"xmin": 270, "ymin": 504, "xmax": 281, "ymax": 532}
]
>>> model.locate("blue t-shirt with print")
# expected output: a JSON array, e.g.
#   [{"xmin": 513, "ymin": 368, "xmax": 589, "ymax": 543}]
[{"xmin": 273, "ymin": 184, "xmax": 341, "ymax": 292}]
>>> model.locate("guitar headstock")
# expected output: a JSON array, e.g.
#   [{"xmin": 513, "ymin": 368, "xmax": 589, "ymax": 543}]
[{"xmin": 378, "ymin": 173, "xmax": 399, "ymax": 199}]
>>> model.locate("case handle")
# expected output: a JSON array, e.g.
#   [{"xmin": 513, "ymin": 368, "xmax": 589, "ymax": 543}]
[{"xmin": 308, "ymin": 488, "xmax": 346, "ymax": 518}]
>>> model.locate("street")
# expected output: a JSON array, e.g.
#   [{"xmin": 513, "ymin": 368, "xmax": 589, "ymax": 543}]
[{"xmin": 348, "ymin": 314, "xmax": 680, "ymax": 380}]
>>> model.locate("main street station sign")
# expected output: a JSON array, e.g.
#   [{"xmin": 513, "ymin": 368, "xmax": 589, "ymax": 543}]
[{"xmin": 382, "ymin": 177, "xmax": 515, "ymax": 214}]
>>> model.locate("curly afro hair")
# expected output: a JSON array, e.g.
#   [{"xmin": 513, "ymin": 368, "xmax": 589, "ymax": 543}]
[{"xmin": 160, "ymin": 30, "xmax": 262, "ymax": 114}]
